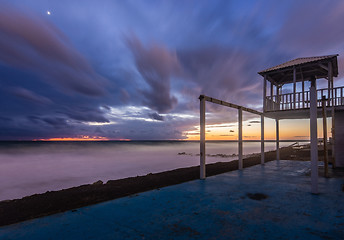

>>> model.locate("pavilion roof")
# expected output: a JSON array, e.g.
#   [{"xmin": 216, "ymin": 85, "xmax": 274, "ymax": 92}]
[{"xmin": 258, "ymin": 54, "xmax": 339, "ymax": 85}]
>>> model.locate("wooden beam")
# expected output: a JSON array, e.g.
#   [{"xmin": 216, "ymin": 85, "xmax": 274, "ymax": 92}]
[
  {"xmin": 199, "ymin": 95, "xmax": 206, "ymax": 179},
  {"xmin": 202, "ymin": 95, "xmax": 263, "ymax": 116},
  {"xmin": 262, "ymin": 62, "xmax": 331, "ymax": 76},
  {"xmin": 318, "ymin": 63, "xmax": 328, "ymax": 71},
  {"xmin": 272, "ymin": 68, "xmax": 327, "ymax": 82}
]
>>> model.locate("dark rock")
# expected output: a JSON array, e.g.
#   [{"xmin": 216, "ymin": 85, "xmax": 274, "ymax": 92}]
[{"xmin": 92, "ymin": 180, "xmax": 103, "ymax": 185}]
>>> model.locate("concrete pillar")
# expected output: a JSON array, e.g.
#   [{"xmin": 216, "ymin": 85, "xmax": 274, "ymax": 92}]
[
  {"xmin": 276, "ymin": 119, "xmax": 280, "ymax": 160},
  {"xmin": 310, "ymin": 77, "xmax": 318, "ymax": 194},
  {"xmin": 238, "ymin": 107, "xmax": 243, "ymax": 170},
  {"xmin": 199, "ymin": 95, "xmax": 206, "ymax": 179},
  {"xmin": 261, "ymin": 115, "xmax": 265, "ymax": 164}
]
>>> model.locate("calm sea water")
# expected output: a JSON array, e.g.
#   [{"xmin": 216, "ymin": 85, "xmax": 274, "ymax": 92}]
[{"xmin": 0, "ymin": 141, "xmax": 293, "ymax": 201}]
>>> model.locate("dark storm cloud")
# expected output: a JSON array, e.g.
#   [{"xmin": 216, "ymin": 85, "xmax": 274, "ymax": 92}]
[
  {"xmin": 63, "ymin": 107, "xmax": 110, "ymax": 123},
  {"xmin": 27, "ymin": 115, "xmax": 69, "ymax": 128},
  {"xmin": 10, "ymin": 87, "xmax": 52, "ymax": 105},
  {"xmin": 148, "ymin": 112, "xmax": 164, "ymax": 121},
  {"xmin": 42, "ymin": 117, "xmax": 68, "ymax": 128},
  {"xmin": 127, "ymin": 35, "xmax": 180, "ymax": 113},
  {"xmin": 0, "ymin": 4, "xmax": 108, "ymax": 96},
  {"xmin": 0, "ymin": 116, "xmax": 11, "ymax": 122}
]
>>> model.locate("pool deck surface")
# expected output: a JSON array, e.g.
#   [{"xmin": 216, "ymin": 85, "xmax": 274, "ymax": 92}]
[{"xmin": 1, "ymin": 160, "xmax": 343, "ymax": 240}]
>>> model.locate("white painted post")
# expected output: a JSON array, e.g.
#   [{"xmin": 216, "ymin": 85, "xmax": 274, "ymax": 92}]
[
  {"xmin": 328, "ymin": 62, "xmax": 331, "ymax": 107},
  {"xmin": 293, "ymin": 66, "xmax": 296, "ymax": 109},
  {"xmin": 310, "ymin": 77, "xmax": 318, "ymax": 194},
  {"xmin": 277, "ymin": 86, "xmax": 280, "ymax": 110},
  {"xmin": 238, "ymin": 107, "xmax": 243, "ymax": 170},
  {"xmin": 261, "ymin": 115, "xmax": 265, "ymax": 164},
  {"xmin": 276, "ymin": 119, "xmax": 280, "ymax": 160},
  {"xmin": 263, "ymin": 75, "xmax": 267, "ymax": 112},
  {"xmin": 329, "ymin": 62, "xmax": 335, "ymax": 168},
  {"xmin": 322, "ymin": 96, "xmax": 329, "ymax": 177},
  {"xmin": 302, "ymin": 80, "xmax": 305, "ymax": 108},
  {"xmin": 199, "ymin": 95, "xmax": 206, "ymax": 179}
]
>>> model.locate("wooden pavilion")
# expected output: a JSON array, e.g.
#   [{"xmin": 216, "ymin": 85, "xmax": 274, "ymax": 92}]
[
  {"xmin": 199, "ymin": 54, "xmax": 343, "ymax": 194},
  {"xmin": 258, "ymin": 54, "xmax": 343, "ymax": 193}
]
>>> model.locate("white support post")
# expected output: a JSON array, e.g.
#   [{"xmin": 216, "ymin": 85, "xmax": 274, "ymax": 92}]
[
  {"xmin": 270, "ymin": 81, "xmax": 273, "ymax": 97},
  {"xmin": 199, "ymin": 95, "xmax": 206, "ymax": 179},
  {"xmin": 322, "ymin": 96, "xmax": 329, "ymax": 177},
  {"xmin": 328, "ymin": 62, "xmax": 331, "ymax": 107},
  {"xmin": 238, "ymin": 107, "xmax": 243, "ymax": 170},
  {"xmin": 310, "ymin": 77, "xmax": 318, "ymax": 194},
  {"xmin": 329, "ymin": 62, "xmax": 335, "ymax": 167},
  {"xmin": 276, "ymin": 119, "xmax": 280, "ymax": 160},
  {"xmin": 302, "ymin": 80, "xmax": 305, "ymax": 108},
  {"xmin": 293, "ymin": 66, "xmax": 297, "ymax": 109},
  {"xmin": 261, "ymin": 115, "xmax": 265, "ymax": 165},
  {"xmin": 277, "ymin": 86, "xmax": 280, "ymax": 110},
  {"xmin": 263, "ymin": 75, "xmax": 267, "ymax": 112}
]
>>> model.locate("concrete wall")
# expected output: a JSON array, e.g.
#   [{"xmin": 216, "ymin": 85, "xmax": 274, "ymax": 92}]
[{"xmin": 335, "ymin": 110, "xmax": 344, "ymax": 167}]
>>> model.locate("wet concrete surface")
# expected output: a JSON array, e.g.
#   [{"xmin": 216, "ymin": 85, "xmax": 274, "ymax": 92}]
[{"xmin": 1, "ymin": 160, "xmax": 343, "ymax": 240}]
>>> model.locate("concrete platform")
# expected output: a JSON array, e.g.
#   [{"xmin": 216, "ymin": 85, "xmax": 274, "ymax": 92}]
[{"xmin": 1, "ymin": 160, "xmax": 343, "ymax": 240}]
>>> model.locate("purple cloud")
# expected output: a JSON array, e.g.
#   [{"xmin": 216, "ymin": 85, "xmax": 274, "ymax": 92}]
[
  {"xmin": 148, "ymin": 112, "xmax": 164, "ymax": 121},
  {"xmin": 277, "ymin": 1, "xmax": 344, "ymax": 56},
  {"xmin": 10, "ymin": 87, "xmax": 52, "ymax": 105},
  {"xmin": 0, "ymin": 4, "xmax": 108, "ymax": 96},
  {"xmin": 127, "ymin": 35, "xmax": 180, "ymax": 113}
]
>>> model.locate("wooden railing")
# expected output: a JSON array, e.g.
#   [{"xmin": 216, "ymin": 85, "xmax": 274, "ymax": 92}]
[{"xmin": 265, "ymin": 86, "xmax": 344, "ymax": 111}]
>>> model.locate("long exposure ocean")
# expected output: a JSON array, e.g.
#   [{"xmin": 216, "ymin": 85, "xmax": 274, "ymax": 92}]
[{"xmin": 0, "ymin": 140, "xmax": 294, "ymax": 201}]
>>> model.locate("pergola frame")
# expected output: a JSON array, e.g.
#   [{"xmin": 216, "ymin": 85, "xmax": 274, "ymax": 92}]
[{"xmin": 199, "ymin": 95, "xmax": 268, "ymax": 179}]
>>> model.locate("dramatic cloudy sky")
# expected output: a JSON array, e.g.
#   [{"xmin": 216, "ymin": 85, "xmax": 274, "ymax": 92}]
[{"xmin": 1, "ymin": 0, "xmax": 343, "ymax": 140}]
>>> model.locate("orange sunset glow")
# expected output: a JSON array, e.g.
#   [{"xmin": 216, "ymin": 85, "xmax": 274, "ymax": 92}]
[
  {"xmin": 185, "ymin": 118, "xmax": 331, "ymax": 141},
  {"xmin": 33, "ymin": 136, "xmax": 110, "ymax": 141}
]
